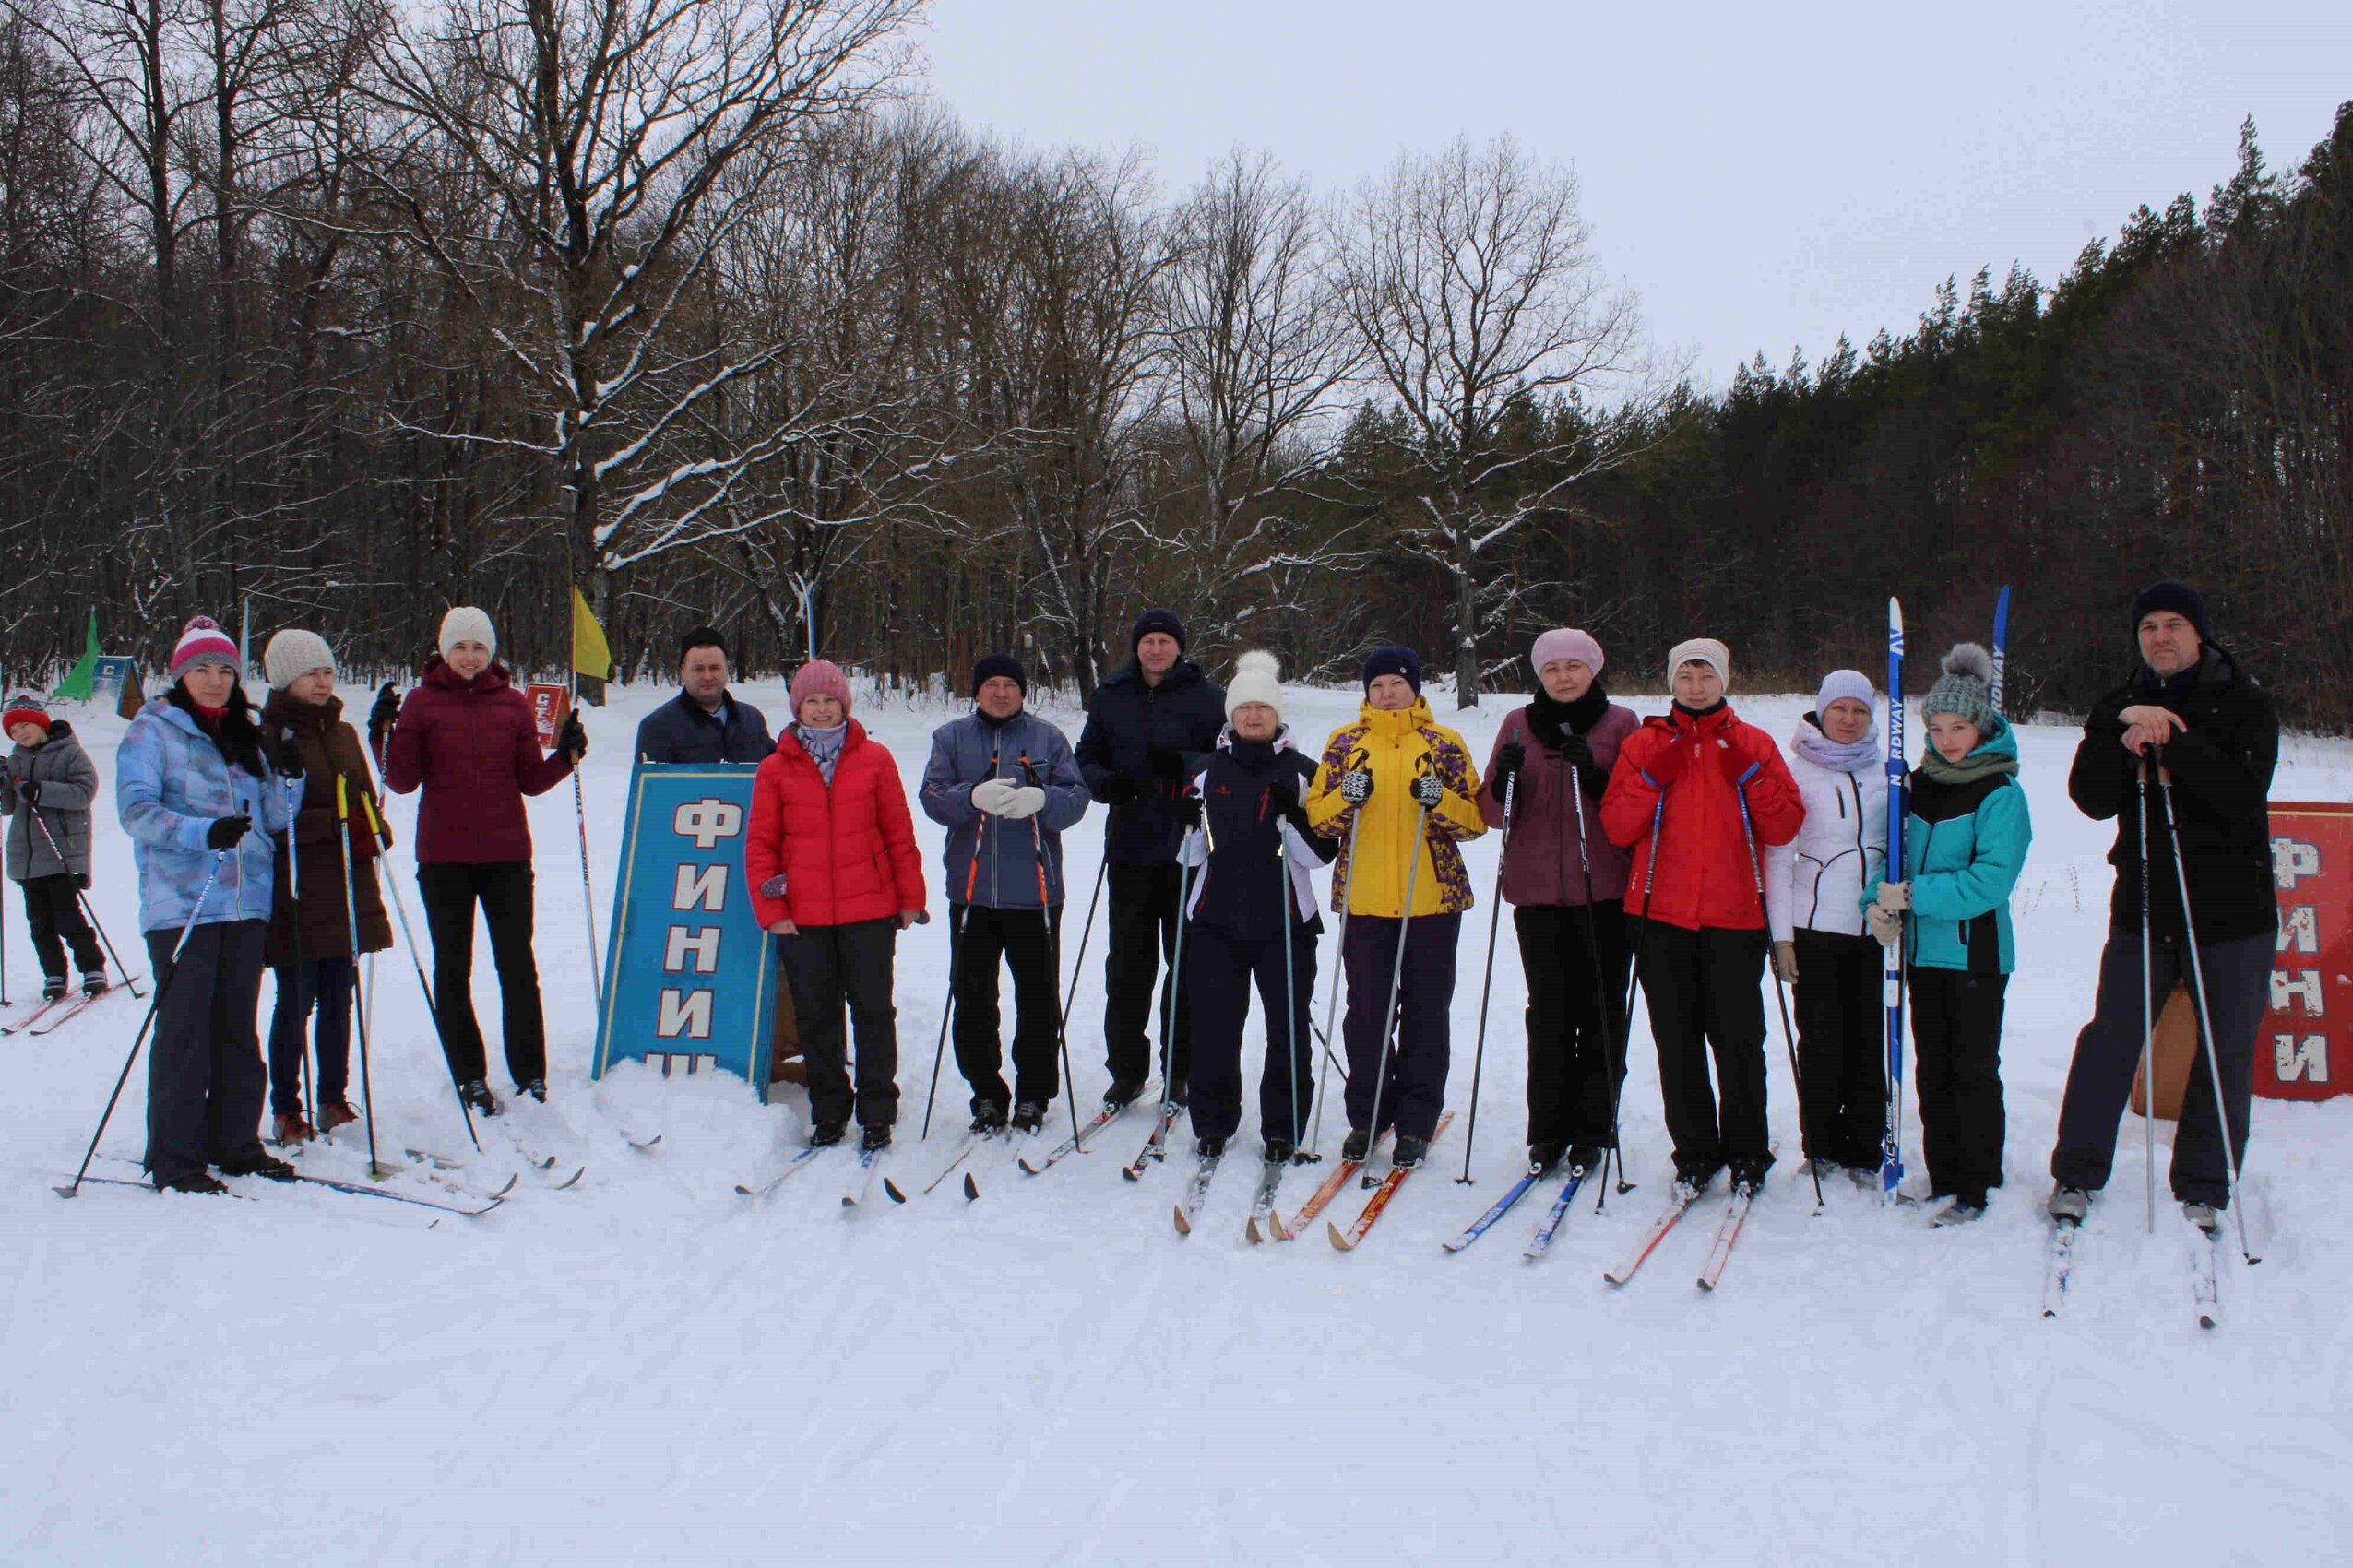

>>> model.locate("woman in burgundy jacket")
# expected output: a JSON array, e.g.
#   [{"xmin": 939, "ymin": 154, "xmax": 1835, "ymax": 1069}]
[
  {"xmin": 372, "ymin": 607, "xmax": 585, "ymax": 1117},
  {"xmin": 744, "ymin": 660, "xmax": 926, "ymax": 1149},
  {"xmin": 1477, "ymin": 629, "xmax": 1640, "ymax": 1180}
]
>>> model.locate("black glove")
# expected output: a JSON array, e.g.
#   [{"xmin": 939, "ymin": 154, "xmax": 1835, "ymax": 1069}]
[
  {"xmin": 557, "ymin": 711, "xmax": 588, "ymax": 762},
  {"xmin": 1174, "ymin": 790, "xmax": 1203, "ymax": 828},
  {"xmin": 1556, "ymin": 731, "xmax": 1596, "ymax": 771},
  {"xmin": 1338, "ymin": 769, "xmax": 1373, "ymax": 804},
  {"xmin": 76, "ymin": 871, "xmax": 90, "ymax": 890},
  {"xmin": 1146, "ymin": 748, "xmax": 1185, "ymax": 780},
  {"xmin": 270, "ymin": 730, "xmax": 306, "ymax": 778},
  {"xmin": 206, "ymin": 814, "xmax": 252, "ymax": 850},
  {"xmin": 367, "ymin": 683, "xmax": 400, "ymax": 746},
  {"xmin": 14, "ymin": 777, "xmax": 38, "ymax": 807},
  {"xmin": 1491, "ymin": 741, "xmax": 1524, "ymax": 795},
  {"xmin": 1265, "ymin": 778, "xmax": 1301, "ymax": 815},
  {"xmin": 1409, "ymin": 773, "xmax": 1444, "ymax": 809},
  {"xmin": 1096, "ymin": 774, "xmax": 1141, "ymax": 806}
]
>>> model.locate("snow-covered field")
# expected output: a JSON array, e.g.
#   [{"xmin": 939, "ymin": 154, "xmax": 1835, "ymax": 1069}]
[{"xmin": 5, "ymin": 676, "xmax": 2349, "ymax": 1567}]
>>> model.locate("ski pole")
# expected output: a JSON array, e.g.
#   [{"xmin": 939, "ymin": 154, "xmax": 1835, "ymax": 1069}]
[
  {"xmin": 336, "ymin": 777, "xmax": 389, "ymax": 1176},
  {"xmin": 1566, "ymin": 761, "xmax": 1625, "ymax": 1192},
  {"xmin": 361, "ymin": 791, "xmax": 478, "ymax": 1152},
  {"xmin": 568, "ymin": 722, "xmax": 602, "ymax": 1013},
  {"xmin": 1456, "ymin": 769, "xmax": 1514, "ymax": 1183},
  {"xmin": 2137, "ymin": 755, "xmax": 2157, "ymax": 1234},
  {"xmin": 278, "ymin": 767, "xmax": 314, "ymax": 1139},
  {"xmin": 921, "ymin": 777, "xmax": 988, "ymax": 1139},
  {"xmin": 2156, "ymin": 754, "xmax": 2258, "ymax": 1265},
  {"xmin": 1019, "ymin": 754, "xmax": 1082, "ymax": 1146},
  {"xmin": 1056, "ymin": 854, "xmax": 1109, "ymax": 1083},
  {"xmin": 1736, "ymin": 772, "xmax": 1822, "ymax": 1209},
  {"xmin": 53, "ymin": 851, "xmax": 226, "ymax": 1198},
  {"xmin": 1364, "ymin": 770, "xmax": 1432, "ymax": 1157},
  {"xmin": 1159, "ymin": 807, "xmax": 1201, "ymax": 1124},
  {"xmin": 1271, "ymin": 778, "xmax": 1314, "ymax": 1159},
  {"xmin": 1600, "ymin": 790, "xmax": 1665, "ymax": 1212},
  {"xmin": 1306, "ymin": 745, "xmax": 1370, "ymax": 1158},
  {"xmin": 24, "ymin": 799, "xmax": 144, "ymax": 997}
]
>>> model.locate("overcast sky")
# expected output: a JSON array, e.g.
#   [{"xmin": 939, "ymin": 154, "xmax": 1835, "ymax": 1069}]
[{"xmin": 916, "ymin": 2, "xmax": 2353, "ymax": 389}]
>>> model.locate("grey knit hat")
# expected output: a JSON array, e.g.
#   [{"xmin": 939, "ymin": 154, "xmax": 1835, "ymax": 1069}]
[
  {"xmin": 1920, "ymin": 643, "xmax": 2001, "ymax": 734},
  {"xmin": 263, "ymin": 628, "xmax": 337, "ymax": 688}
]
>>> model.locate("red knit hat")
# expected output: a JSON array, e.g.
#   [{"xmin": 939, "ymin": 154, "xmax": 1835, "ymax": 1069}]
[
  {"xmin": 168, "ymin": 615, "xmax": 241, "ymax": 683},
  {"xmin": 789, "ymin": 659, "xmax": 853, "ymax": 718},
  {"xmin": 3, "ymin": 692, "xmax": 49, "ymax": 734}
]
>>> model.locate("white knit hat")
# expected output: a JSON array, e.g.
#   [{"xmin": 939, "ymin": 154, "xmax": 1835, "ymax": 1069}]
[
  {"xmin": 438, "ymin": 606, "xmax": 496, "ymax": 661},
  {"xmin": 1225, "ymin": 650, "xmax": 1283, "ymax": 721},
  {"xmin": 263, "ymin": 628, "xmax": 337, "ymax": 689},
  {"xmin": 1668, "ymin": 637, "xmax": 1730, "ymax": 692}
]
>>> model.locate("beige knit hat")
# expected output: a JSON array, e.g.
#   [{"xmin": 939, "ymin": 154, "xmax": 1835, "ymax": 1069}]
[
  {"xmin": 263, "ymin": 628, "xmax": 336, "ymax": 688},
  {"xmin": 438, "ymin": 606, "xmax": 496, "ymax": 660}
]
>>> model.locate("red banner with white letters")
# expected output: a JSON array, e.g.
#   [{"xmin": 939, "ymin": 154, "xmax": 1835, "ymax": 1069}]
[
  {"xmin": 2262, "ymin": 802, "xmax": 2353, "ymax": 1101},
  {"xmin": 524, "ymin": 683, "xmax": 571, "ymax": 751}
]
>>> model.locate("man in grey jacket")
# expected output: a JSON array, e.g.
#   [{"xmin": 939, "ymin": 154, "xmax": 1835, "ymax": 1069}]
[
  {"xmin": 3, "ymin": 695, "xmax": 106, "ymax": 1001},
  {"xmin": 920, "ymin": 654, "xmax": 1090, "ymax": 1134}
]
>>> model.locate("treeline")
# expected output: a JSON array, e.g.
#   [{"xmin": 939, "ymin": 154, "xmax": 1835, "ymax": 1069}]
[{"xmin": 0, "ymin": 0, "xmax": 2344, "ymax": 729}]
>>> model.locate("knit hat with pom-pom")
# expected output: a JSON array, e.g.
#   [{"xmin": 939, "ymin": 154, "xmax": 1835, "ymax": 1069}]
[
  {"xmin": 1920, "ymin": 642, "xmax": 2001, "ymax": 734},
  {"xmin": 168, "ymin": 615, "xmax": 242, "ymax": 683},
  {"xmin": 1224, "ymin": 650, "xmax": 1284, "ymax": 722}
]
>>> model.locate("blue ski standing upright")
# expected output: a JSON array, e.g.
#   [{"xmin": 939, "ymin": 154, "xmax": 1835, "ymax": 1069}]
[
  {"xmin": 1880, "ymin": 597, "xmax": 1907, "ymax": 1205},
  {"xmin": 1990, "ymin": 584, "xmax": 2012, "ymax": 717}
]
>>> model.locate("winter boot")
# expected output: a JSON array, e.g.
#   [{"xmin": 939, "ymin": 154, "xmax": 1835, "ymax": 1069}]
[
  {"xmin": 2047, "ymin": 1186, "xmax": 2089, "ymax": 1222},
  {"xmin": 861, "ymin": 1124, "xmax": 892, "ymax": 1153},
  {"xmin": 219, "ymin": 1151, "xmax": 298, "ymax": 1182},
  {"xmin": 41, "ymin": 975, "xmax": 66, "ymax": 1004},
  {"xmin": 1195, "ymin": 1134, "xmax": 1227, "ymax": 1159},
  {"xmin": 80, "ymin": 970, "xmax": 106, "ymax": 999},
  {"xmin": 1392, "ymin": 1134, "xmax": 1430, "ymax": 1170},
  {"xmin": 316, "ymin": 1100, "xmax": 360, "ymax": 1134},
  {"xmin": 272, "ymin": 1112, "xmax": 315, "ymax": 1146},
  {"xmin": 969, "ymin": 1099, "xmax": 1009, "ymax": 1135},
  {"xmin": 1103, "ymin": 1075, "xmax": 1147, "ymax": 1109},
  {"xmin": 2182, "ymin": 1201, "xmax": 2219, "ymax": 1235},
  {"xmin": 158, "ymin": 1171, "xmax": 229, "ymax": 1195},
  {"xmin": 1010, "ymin": 1100, "xmax": 1047, "ymax": 1134},
  {"xmin": 1339, "ymin": 1127, "xmax": 1372, "ymax": 1162},
  {"xmin": 522, "ymin": 1079, "xmax": 548, "ymax": 1104},
  {"xmin": 458, "ymin": 1079, "xmax": 501, "ymax": 1119},
  {"xmin": 1263, "ymin": 1137, "xmax": 1298, "ymax": 1165},
  {"xmin": 1527, "ymin": 1141, "xmax": 1566, "ymax": 1176},
  {"xmin": 1931, "ymin": 1199, "xmax": 1985, "ymax": 1228},
  {"xmin": 810, "ymin": 1121, "xmax": 848, "ymax": 1148}
]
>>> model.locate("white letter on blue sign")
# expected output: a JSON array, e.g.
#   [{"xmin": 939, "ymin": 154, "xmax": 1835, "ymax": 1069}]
[
  {"xmin": 675, "ymin": 864, "xmax": 727, "ymax": 911},
  {"xmin": 666, "ymin": 926, "xmax": 722, "ymax": 975},
  {"xmin": 658, "ymin": 989, "xmax": 714, "ymax": 1039},
  {"xmin": 674, "ymin": 799, "xmax": 743, "ymax": 849}
]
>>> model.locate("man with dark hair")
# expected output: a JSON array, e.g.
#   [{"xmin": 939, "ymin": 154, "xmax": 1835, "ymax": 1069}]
[
  {"xmin": 633, "ymin": 625, "xmax": 773, "ymax": 765},
  {"xmin": 2047, "ymin": 581, "xmax": 2278, "ymax": 1230},
  {"xmin": 1075, "ymin": 609, "xmax": 1226, "ymax": 1108}
]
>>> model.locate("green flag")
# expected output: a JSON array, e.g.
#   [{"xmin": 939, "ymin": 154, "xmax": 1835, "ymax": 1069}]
[{"xmin": 51, "ymin": 612, "xmax": 100, "ymax": 701}]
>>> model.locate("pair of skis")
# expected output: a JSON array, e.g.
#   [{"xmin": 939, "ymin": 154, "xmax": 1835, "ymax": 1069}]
[
  {"xmin": 1215, "ymin": 1113, "xmax": 1456, "ymax": 1249},
  {"xmin": 1, "ymin": 980, "xmax": 125, "ymax": 1038},
  {"xmin": 733, "ymin": 1140, "xmax": 905, "ymax": 1207},
  {"xmin": 2041, "ymin": 1206, "xmax": 2227, "ymax": 1331},
  {"xmin": 1602, "ymin": 1176, "xmax": 1760, "ymax": 1291},
  {"xmin": 1443, "ymin": 1157, "xmax": 1603, "ymax": 1260}
]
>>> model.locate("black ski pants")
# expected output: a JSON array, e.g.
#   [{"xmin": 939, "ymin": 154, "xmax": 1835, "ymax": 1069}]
[
  {"xmin": 1340, "ymin": 910, "xmax": 1460, "ymax": 1142},
  {"xmin": 143, "ymin": 918, "xmax": 268, "ymax": 1185},
  {"xmin": 1634, "ymin": 919, "xmax": 1773, "ymax": 1185},
  {"xmin": 951, "ymin": 903, "xmax": 1061, "ymax": 1111},
  {"xmin": 416, "ymin": 861, "xmax": 545, "ymax": 1088},
  {"xmin": 21, "ymin": 873, "xmax": 101, "ymax": 980},
  {"xmin": 778, "ymin": 917, "xmax": 900, "ymax": 1130},
  {"xmin": 2051, "ymin": 930, "xmax": 2268, "ymax": 1208},
  {"xmin": 1910, "ymin": 968, "xmax": 2008, "ymax": 1208},
  {"xmin": 1791, "ymin": 927, "xmax": 1888, "ymax": 1170},
  {"xmin": 1514, "ymin": 900, "xmax": 1630, "ymax": 1149},
  {"xmin": 267, "ymin": 956, "xmax": 354, "ymax": 1117},
  {"xmin": 1102, "ymin": 861, "xmax": 1190, "ymax": 1092},
  {"xmin": 1183, "ymin": 922, "xmax": 1317, "ymax": 1146}
]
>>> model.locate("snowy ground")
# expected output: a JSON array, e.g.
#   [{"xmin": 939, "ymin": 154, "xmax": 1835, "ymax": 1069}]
[{"xmin": 4, "ymin": 676, "xmax": 2349, "ymax": 1567}]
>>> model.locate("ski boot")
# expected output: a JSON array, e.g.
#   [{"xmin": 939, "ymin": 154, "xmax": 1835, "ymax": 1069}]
[
  {"xmin": 810, "ymin": 1121, "xmax": 848, "ymax": 1148},
  {"xmin": 1010, "ymin": 1100, "xmax": 1047, "ymax": 1134},
  {"xmin": 1527, "ymin": 1141, "xmax": 1566, "ymax": 1176},
  {"xmin": 41, "ymin": 975, "xmax": 66, "ymax": 1004},
  {"xmin": 1196, "ymin": 1134, "xmax": 1226, "ymax": 1159},
  {"xmin": 1568, "ymin": 1144, "xmax": 1607, "ymax": 1176},
  {"xmin": 2047, "ymin": 1186, "xmax": 2089, "ymax": 1222},
  {"xmin": 316, "ymin": 1100, "xmax": 360, "ymax": 1134},
  {"xmin": 458, "ymin": 1079, "xmax": 501, "ymax": 1119},
  {"xmin": 80, "ymin": 970, "xmax": 106, "ymax": 999},
  {"xmin": 158, "ymin": 1172, "xmax": 229, "ymax": 1195},
  {"xmin": 969, "ymin": 1100, "xmax": 1009, "ymax": 1136},
  {"xmin": 522, "ymin": 1079, "xmax": 548, "ymax": 1104},
  {"xmin": 860, "ymin": 1124, "xmax": 892, "ymax": 1153},
  {"xmin": 272, "ymin": 1112, "xmax": 315, "ymax": 1146},
  {"xmin": 1339, "ymin": 1127, "xmax": 1372, "ymax": 1162},
  {"xmin": 219, "ymin": 1151, "xmax": 298, "ymax": 1182},
  {"xmin": 1102, "ymin": 1075, "xmax": 1147, "ymax": 1109},
  {"xmin": 1263, "ymin": 1137, "xmax": 1298, "ymax": 1165},
  {"xmin": 1931, "ymin": 1199, "xmax": 1985, "ymax": 1228},
  {"xmin": 1391, "ymin": 1134, "xmax": 1430, "ymax": 1170}
]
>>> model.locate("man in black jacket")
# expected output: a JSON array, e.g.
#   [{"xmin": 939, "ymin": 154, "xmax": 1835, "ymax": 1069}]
[
  {"xmin": 633, "ymin": 627, "xmax": 774, "ymax": 765},
  {"xmin": 1075, "ymin": 610, "xmax": 1227, "ymax": 1106},
  {"xmin": 2048, "ymin": 582, "xmax": 2278, "ymax": 1223}
]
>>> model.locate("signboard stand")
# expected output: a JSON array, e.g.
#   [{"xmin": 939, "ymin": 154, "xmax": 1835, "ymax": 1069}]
[{"xmin": 2261, "ymin": 803, "xmax": 2352, "ymax": 1101}]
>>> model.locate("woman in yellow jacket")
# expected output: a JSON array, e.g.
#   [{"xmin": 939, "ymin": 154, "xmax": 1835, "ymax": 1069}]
[{"xmin": 1304, "ymin": 647, "xmax": 1487, "ymax": 1167}]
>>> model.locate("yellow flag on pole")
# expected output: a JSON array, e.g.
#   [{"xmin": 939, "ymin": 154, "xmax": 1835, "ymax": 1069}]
[{"xmin": 571, "ymin": 588, "xmax": 612, "ymax": 682}]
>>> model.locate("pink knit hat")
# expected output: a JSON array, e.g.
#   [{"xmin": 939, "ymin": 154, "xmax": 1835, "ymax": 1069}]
[
  {"xmin": 1530, "ymin": 627, "xmax": 1604, "ymax": 675},
  {"xmin": 789, "ymin": 659, "xmax": 853, "ymax": 718},
  {"xmin": 168, "ymin": 615, "xmax": 241, "ymax": 683}
]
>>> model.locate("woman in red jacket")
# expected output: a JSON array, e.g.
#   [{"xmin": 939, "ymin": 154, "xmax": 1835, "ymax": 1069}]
[
  {"xmin": 1600, "ymin": 638, "xmax": 1803, "ymax": 1198},
  {"xmin": 372, "ymin": 607, "xmax": 584, "ymax": 1117},
  {"xmin": 745, "ymin": 660, "xmax": 927, "ymax": 1150}
]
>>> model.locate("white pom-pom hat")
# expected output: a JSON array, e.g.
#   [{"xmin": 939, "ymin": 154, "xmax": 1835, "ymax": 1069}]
[{"xmin": 1225, "ymin": 650, "xmax": 1284, "ymax": 722}]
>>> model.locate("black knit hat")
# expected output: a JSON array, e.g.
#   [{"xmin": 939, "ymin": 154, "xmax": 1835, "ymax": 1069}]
[
  {"xmin": 970, "ymin": 652, "xmax": 1028, "ymax": 697},
  {"xmin": 1131, "ymin": 608, "xmax": 1186, "ymax": 653},
  {"xmin": 2131, "ymin": 581, "xmax": 2209, "ymax": 641},
  {"xmin": 679, "ymin": 624, "xmax": 729, "ymax": 662},
  {"xmin": 1361, "ymin": 645, "xmax": 1422, "ymax": 695}
]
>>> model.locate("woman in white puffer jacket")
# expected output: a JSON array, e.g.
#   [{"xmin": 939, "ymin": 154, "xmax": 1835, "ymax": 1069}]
[{"xmin": 1764, "ymin": 670, "xmax": 1890, "ymax": 1182}]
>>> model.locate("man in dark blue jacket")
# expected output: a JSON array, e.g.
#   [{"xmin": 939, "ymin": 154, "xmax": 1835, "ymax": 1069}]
[
  {"xmin": 1075, "ymin": 610, "xmax": 1227, "ymax": 1107},
  {"xmin": 633, "ymin": 627, "xmax": 774, "ymax": 765}
]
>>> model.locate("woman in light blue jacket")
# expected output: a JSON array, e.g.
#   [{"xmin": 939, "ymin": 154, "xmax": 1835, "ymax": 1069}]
[
  {"xmin": 115, "ymin": 616, "xmax": 293, "ymax": 1194},
  {"xmin": 1863, "ymin": 644, "xmax": 2031, "ymax": 1227}
]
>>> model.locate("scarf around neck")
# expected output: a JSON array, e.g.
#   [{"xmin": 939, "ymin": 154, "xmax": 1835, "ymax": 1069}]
[
  {"xmin": 1795, "ymin": 714, "xmax": 1878, "ymax": 773},
  {"xmin": 1527, "ymin": 683, "xmax": 1609, "ymax": 750},
  {"xmin": 795, "ymin": 722, "xmax": 849, "ymax": 784},
  {"xmin": 1915, "ymin": 746, "xmax": 2016, "ymax": 787}
]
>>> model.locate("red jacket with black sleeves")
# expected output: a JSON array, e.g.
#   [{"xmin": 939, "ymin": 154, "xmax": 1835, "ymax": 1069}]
[
  {"xmin": 745, "ymin": 720, "xmax": 927, "ymax": 930},
  {"xmin": 1599, "ymin": 702, "xmax": 1805, "ymax": 932},
  {"xmin": 380, "ymin": 658, "xmax": 574, "ymax": 864}
]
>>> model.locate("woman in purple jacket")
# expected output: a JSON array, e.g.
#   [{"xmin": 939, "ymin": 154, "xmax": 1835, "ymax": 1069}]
[{"xmin": 1478, "ymin": 629, "xmax": 1639, "ymax": 1177}]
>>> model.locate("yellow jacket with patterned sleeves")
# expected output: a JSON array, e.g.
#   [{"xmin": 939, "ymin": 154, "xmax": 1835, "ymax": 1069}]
[{"xmin": 1303, "ymin": 698, "xmax": 1487, "ymax": 918}]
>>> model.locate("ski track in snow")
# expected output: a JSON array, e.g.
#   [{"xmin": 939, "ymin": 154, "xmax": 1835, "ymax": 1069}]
[{"xmin": 5, "ymin": 679, "xmax": 2350, "ymax": 1565}]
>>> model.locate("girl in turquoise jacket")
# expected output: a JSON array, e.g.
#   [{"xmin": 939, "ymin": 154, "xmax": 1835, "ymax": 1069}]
[{"xmin": 1864, "ymin": 644, "xmax": 2031, "ymax": 1225}]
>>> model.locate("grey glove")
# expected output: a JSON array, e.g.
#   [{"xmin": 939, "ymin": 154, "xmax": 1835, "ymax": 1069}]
[
  {"xmin": 1338, "ymin": 770, "xmax": 1373, "ymax": 804},
  {"xmin": 971, "ymin": 778, "xmax": 1018, "ymax": 815},
  {"xmin": 998, "ymin": 785, "xmax": 1047, "ymax": 820},
  {"xmin": 1409, "ymin": 773, "xmax": 1444, "ymax": 809}
]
